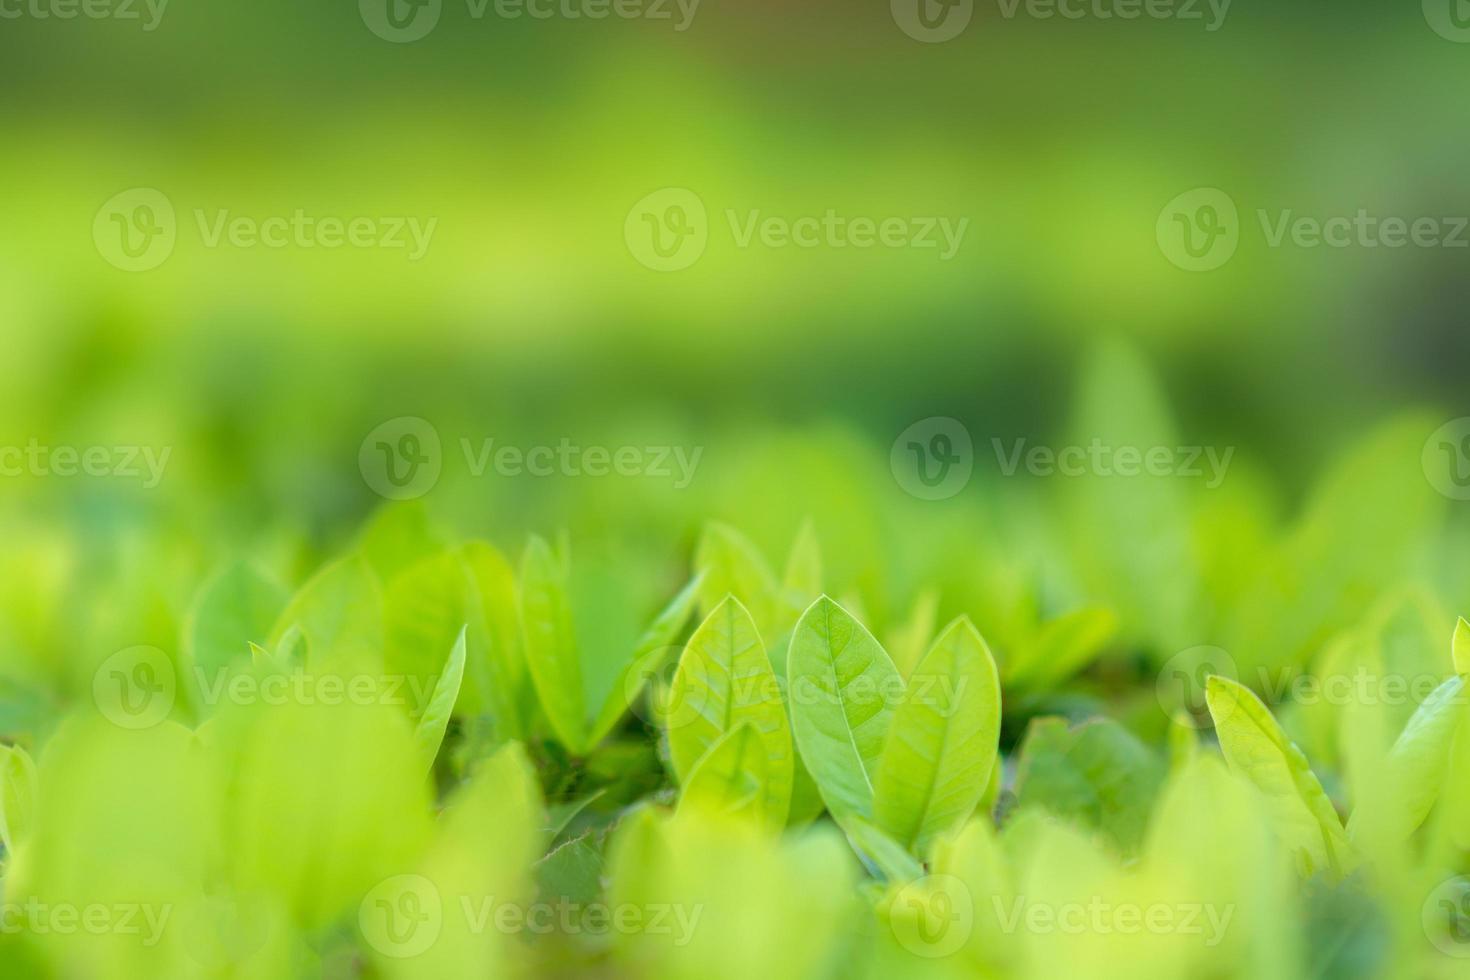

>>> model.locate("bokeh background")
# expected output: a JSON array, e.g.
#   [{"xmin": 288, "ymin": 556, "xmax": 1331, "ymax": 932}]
[{"xmin": 2, "ymin": 0, "xmax": 1470, "ymax": 734}]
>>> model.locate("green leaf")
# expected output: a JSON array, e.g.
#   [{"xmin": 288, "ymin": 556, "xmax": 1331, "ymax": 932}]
[
  {"xmin": 782, "ymin": 520, "xmax": 822, "ymax": 599},
  {"xmin": 545, "ymin": 789, "xmax": 607, "ymax": 842},
  {"xmin": 0, "ymin": 744, "xmax": 36, "ymax": 854},
  {"xmin": 269, "ymin": 557, "xmax": 383, "ymax": 669},
  {"xmin": 842, "ymin": 814, "xmax": 924, "ymax": 884},
  {"xmin": 1455, "ymin": 617, "xmax": 1470, "ymax": 675},
  {"xmin": 519, "ymin": 536, "xmax": 587, "ymax": 751},
  {"xmin": 678, "ymin": 722, "xmax": 771, "ymax": 825},
  {"xmin": 585, "ymin": 573, "xmax": 703, "ymax": 752},
  {"xmin": 668, "ymin": 596, "xmax": 793, "ymax": 826},
  {"xmin": 695, "ymin": 523, "xmax": 783, "ymax": 636},
  {"xmin": 185, "ymin": 563, "xmax": 287, "ymax": 683},
  {"xmin": 383, "ymin": 551, "xmax": 476, "ymax": 715},
  {"xmin": 1013, "ymin": 717, "xmax": 1165, "ymax": 856},
  {"xmin": 358, "ymin": 500, "xmax": 449, "ymax": 583},
  {"xmin": 462, "ymin": 540, "xmax": 532, "ymax": 742},
  {"xmin": 872, "ymin": 617, "xmax": 1001, "ymax": 855},
  {"xmin": 1005, "ymin": 605, "xmax": 1118, "ymax": 691},
  {"xmin": 1206, "ymin": 675, "xmax": 1355, "ymax": 876},
  {"xmin": 1348, "ymin": 674, "xmax": 1466, "ymax": 847},
  {"xmin": 535, "ymin": 835, "xmax": 605, "ymax": 906},
  {"xmin": 413, "ymin": 626, "xmax": 467, "ymax": 775},
  {"xmin": 788, "ymin": 596, "xmax": 902, "ymax": 824}
]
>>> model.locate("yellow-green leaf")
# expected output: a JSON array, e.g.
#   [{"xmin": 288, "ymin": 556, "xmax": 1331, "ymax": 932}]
[
  {"xmin": 667, "ymin": 596, "xmax": 793, "ymax": 826},
  {"xmin": 519, "ymin": 536, "xmax": 586, "ymax": 751},
  {"xmin": 788, "ymin": 596, "xmax": 902, "ymax": 824},
  {"xmin": 678, "ymin": 722, "xmax": 770, "ymax": 825},
  {"xmin": 872, "ymin": 617, "xmax": 1001, "ymax": 855},
  {"xmin": 1206, "ymin": 675, "xmax": 1354, "ymax": 876},
  {"xmin": 412, "ymin": 626, "xmax": 467, "ymax": 775}
]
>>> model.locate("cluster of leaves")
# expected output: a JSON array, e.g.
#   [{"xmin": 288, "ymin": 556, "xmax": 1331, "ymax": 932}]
[{"xmin": 0, "ymin": 501, "xmax": 1468, "ymax": 980}]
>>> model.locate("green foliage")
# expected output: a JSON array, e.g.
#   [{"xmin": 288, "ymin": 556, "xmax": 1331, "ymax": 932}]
[{"xmin": 3, "ymin": 499, "xmax": 1470, "ymax": 980}]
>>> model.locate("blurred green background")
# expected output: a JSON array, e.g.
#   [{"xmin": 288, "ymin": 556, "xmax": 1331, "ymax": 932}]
[{"xmin": 3, "ymin": 0, "xmax": 1470, "ymax": 724}]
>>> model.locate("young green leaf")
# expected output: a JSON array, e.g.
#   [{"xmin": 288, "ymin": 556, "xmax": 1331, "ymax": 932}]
[
  {"xmin": 782, "ymin": 520, "xmax": 822, "ymax": 599},
  {"xmin": 678, "ymin": 722, "xmax": 771, "ymax": 825},
  {"xmin": 1005, "ymin": 605, "xmax": 1118, "ymax": 691},
  {"xmin": 1013, "ymin": 717, "xmax": 1165, "ymax": 856},
  {"xmin": 519, "ymin": 535, "xmax": 587, "ymax": 751},
  {"xmin": 1206, "ymin": 675, "xmax": 1355, "ymax": 876},
  {"xmin": 1348, "ymin": 674, "xmax": 1466, "ymax": 847},
  {"xmin": 268, "ymin": 557, "xmax": 383, "ymax": 669},
  {"xmin": 1455, "ymin": 617, "xmax": 1470, "ymax": 675},
  {"xmin": 585, "ymin": 572, "xmax": 703, "ymax": 752},
  {"xmin": 788, "ymin": 596, "xmax": 902, "ymax": 824},
  {"xmin": 186, "ymin": 563, "xmax": 286, "ymax": 682},
  {"xmin": 413, "ymin": 626, "xmax": 467, "ymax": 775},
  {"xmin": 462, "ymin": 540, "xmax": 533, "ymax": 742},
  {"xmin": 668, "ymin": 596, "xmax": 793, "ymax": 826},
  {"xmin": 384, "ymin": 551, "xmax": 476, "ymax": 714},
  {"xmin": 841, "ymin": 815, "xmax": 923, "ymax": 884},
  {"xmin": 872, "ymin": 617, "xmax": 1001, "ymax": 855},
  {"xmin": 0, "ymin": 743, "xmax": 36, "ymax": 854},
  {"xmin": 695, "ymin": 522, "xmax": 783, "ymax": 636}
]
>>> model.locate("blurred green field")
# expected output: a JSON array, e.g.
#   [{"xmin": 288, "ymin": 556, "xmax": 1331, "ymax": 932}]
[{"xmin": 6, "ymin": 1, "xmax": 1470, "ymax": 978}]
